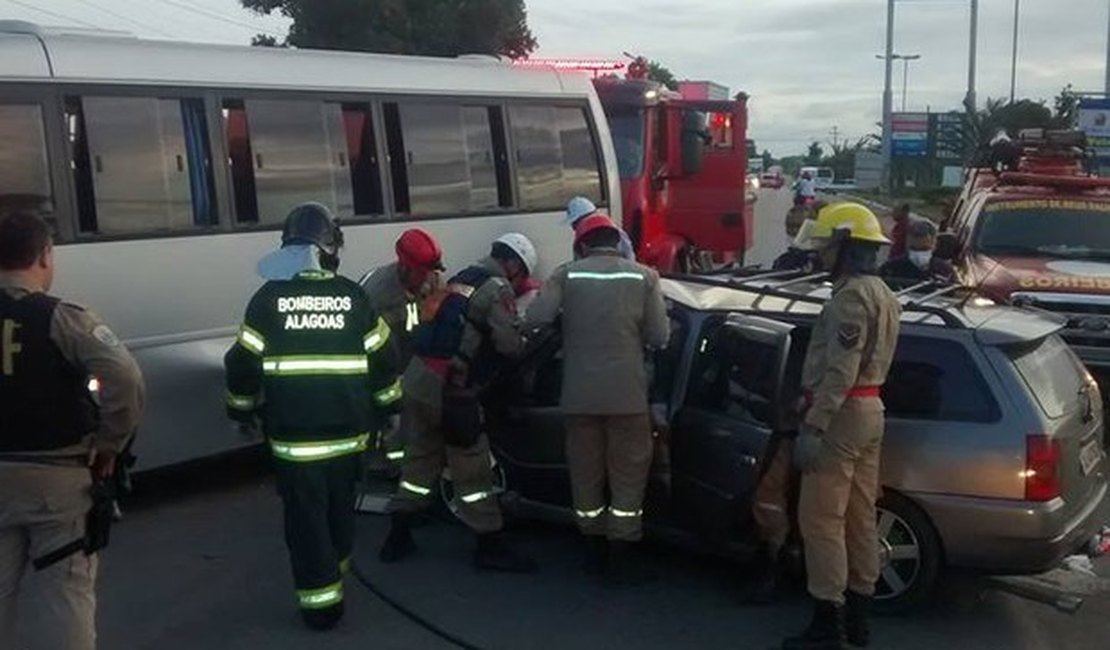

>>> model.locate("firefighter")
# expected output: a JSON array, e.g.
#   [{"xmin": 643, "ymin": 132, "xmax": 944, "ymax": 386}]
[
  {"xmin": 782, "ymin": 203, "xmax": 901, "ymax": 650},
  {"xmin": 360, "ymin": 229, "xmax": 446, "ymax": 469},
  {"xmin": 0, "ymin": 210, "xmax": 145, "ymax": 650},
  {"xmin": 224, "ymin": 203, "xmax": 403, "ymax": 631},
  {"xmin": 378, "ymin": 235, "xmax": 538, "ymax": 573},
  {"xmin": 526, "ymin": 214, "xmax": 669, "ymax": 582},
  {"xmin": 565, "ymin": 197, "xmax": 635, "ymax": 261},
  {"xmin": 494, "ymin": 234, "xmax": 541, "ymax": 316}
]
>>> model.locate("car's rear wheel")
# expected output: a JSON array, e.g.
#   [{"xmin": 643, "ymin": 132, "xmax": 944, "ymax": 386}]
[
  {"xmin": 438, "ymin": 452, "xmax": 507, "ymax": 525},
  {"xmin": 873, "ymin": 492, "xmax": 943, "ymax": 614}
]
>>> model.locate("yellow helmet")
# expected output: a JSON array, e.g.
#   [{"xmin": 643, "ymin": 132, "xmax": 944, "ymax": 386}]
[{"xmin": 810, "ymin": 202, "xmax": 890, "ymax": 244}]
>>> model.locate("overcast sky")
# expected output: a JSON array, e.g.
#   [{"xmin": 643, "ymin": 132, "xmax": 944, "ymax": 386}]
[{"xmin": 3, "ymin": 0, "xmax": 1108, "ymax": 156}]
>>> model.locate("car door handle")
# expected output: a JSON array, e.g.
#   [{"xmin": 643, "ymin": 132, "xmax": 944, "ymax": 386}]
[{"xmin": 737, "ymin": 455, "xmax": 758, "ymax": 468}]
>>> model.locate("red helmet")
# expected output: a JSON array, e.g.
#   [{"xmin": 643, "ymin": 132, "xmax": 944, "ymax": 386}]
[
  {"xmin": 396, "ymin": 229, "xmax": 444, "ymax": 271},
  {"xmin": 573, "ymin": 213, "xmax": 619, "ymax": 248}
]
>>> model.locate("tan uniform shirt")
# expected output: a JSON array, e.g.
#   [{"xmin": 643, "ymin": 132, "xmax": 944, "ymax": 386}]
[
  {"xmin": 0, "ymin": 281, "xmax": 145, "ymax": 458},
  {"xmin": 801, "ymin": 275, "xmax": 901, "ymax": 432},
  {"xmin": 526, "ymin": 251, "xmax": 670, "ymax": 415},
  {"xmin": 361, "ymin": 262, "xmax": 444, "ymax": 367},
  {"xmin": 402, "ymin": 257, "xmax": 524, "ymax": 408}
]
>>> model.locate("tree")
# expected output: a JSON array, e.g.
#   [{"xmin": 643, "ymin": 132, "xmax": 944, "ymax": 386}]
[
  {"xmin": 963, "ymin": 97, "xmax": 1054, "ymax": 154},
  {"xmin": 761, "ymin": 149, "xmax": 774, "ymax": 171},
  {"xmin": 646, "ymin": 60, "xmax": 678, "ymax": 91},
  {"xmin": 804, "ymin": 141, "xmax": 824, "ymax": 166},
  {"xmin": 1054, "ymin": 84, "xmax": 1079, "ymax": 129},
  {"xmin": 241, "ymin": 0, "xmax": 538, "ymax": 59}
]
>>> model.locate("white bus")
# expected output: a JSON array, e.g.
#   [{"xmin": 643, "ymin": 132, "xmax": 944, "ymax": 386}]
[{"xmin": 0, "ymin": 21, "xmax": 621, "ymax": 469}]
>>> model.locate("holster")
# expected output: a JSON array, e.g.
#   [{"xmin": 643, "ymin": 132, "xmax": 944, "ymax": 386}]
[
  {"xmin": 32, "ymin": 480, "xmax": 115, "ymax": 571},
  {"xmin": 441, "ymin": 385, "xmax": 483, "ymax": 449}
]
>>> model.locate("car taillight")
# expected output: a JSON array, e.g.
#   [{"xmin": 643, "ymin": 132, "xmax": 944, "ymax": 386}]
[{"xmin": 1024, "ymin": 435, "xmax": 1062, "ymax": 502}]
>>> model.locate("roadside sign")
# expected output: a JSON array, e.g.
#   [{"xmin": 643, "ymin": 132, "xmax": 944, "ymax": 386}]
[
  {"xmin": 1079, "ymin": 98, "xmax": 1110, "ymax": 173},
  {"xmin": 855, "ymin": 151, "xmax": 883, "ymax": 190},
  {"xmin": 892, "ymin": 112, "xmax": 929, "ymax": 158},
  {"xmin": 932, "ymin": 112, "xmax": 965, "ymax": 161}
]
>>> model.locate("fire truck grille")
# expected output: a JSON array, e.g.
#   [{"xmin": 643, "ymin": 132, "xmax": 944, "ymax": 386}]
[{"xmin": 1012, "ymin": 293, "xmax": 1110, "ymax": 351}]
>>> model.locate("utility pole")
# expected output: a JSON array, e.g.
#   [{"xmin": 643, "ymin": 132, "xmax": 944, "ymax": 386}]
[
  {"xmin": 830, "ymin": 125, "xmax": 841, "ymax": 150},
  {"xmin": 966, "ymin": 0, "xmax": 979, "ymax": 114},
  {"xmin": 1010, "ymin": 0, "xmax": 1020, "ymax": 103},
  {"xmin": 882, "ymin": 0, "xmax": 895, "ymax": 192},
  {"xmin": 899, "ymin": 54, "xmax": 921, "ymax": 112}
]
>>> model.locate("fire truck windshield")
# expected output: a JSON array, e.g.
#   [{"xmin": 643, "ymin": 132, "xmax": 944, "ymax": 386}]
[
  {"xmin": 977, "ymin": 202, "xmax": 1110, "ymax": 260},
  {"xmin": 606, "ymin": 108, "xmax": 646, "ymax": 179}
]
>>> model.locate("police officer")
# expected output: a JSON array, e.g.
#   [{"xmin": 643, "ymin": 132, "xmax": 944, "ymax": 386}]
[
  {"xmin": 378, "ymin": 236, "xmax": 537, "ymax": 573},
  {"xmin": 527, "ymin": 214, "xmax": 669, "ymax": 582},
  {"xmin": 360, "ymin": 229, "xmax": 446, "ymax": 469},
  {"xmin": 224, "ymin": 203, "xmax": 402, "ymax": 631},
  {"xmin": 0, "ymin": 210, "xmax": 145, "ymax": 650},
  {"xmin": 782, "ymin": 203, "xmax": 901, "ymax": 650}
]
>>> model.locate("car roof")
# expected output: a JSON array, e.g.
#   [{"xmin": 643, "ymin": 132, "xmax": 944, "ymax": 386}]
[{"xmin": 661, "ymin": 273, "xmax": 1065, "ymax": 347}]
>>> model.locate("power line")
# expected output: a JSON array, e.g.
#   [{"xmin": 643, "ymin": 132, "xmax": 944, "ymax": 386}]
[
  {"xmin": 0, "ymin": 0, "xmax": 103, "ymax": 29},
  {"xmin": 149, "ymin": 0, "xmax": 285, "ymax": 38},
  {"xmin": 77, "ymin": 0, "xmax": 176, "ymax": 38}
]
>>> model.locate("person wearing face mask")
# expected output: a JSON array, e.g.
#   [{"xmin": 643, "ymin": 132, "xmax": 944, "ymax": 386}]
[{"xmin": 879, "ymin": 219, "xmax": 953, "ymax": 287}]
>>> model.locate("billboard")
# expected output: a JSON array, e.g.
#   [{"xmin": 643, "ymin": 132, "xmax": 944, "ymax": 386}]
[
  {"xmin": 1079, "ymin": 98, "xmax": 1110, "ymax": 171},
  {"xmin": 891, "ymin": 112, "xmax": 929, "ymax": 158},
  {"xmin": 932, "ymin": 112, "xmax": 966, "ymax": 161}
]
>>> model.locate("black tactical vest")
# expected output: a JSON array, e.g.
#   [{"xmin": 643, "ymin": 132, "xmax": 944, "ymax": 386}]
[{"xmin": 0, "ymin": 292, "xmax": 98, "ymax": 452}]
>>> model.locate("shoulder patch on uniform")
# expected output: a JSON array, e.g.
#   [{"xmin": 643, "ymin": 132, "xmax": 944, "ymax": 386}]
[
  {"xmin": 92, "ymin": 324, "xmax": 121, "ymax": 347},
  {"xmin": 837, "ymin": 323, "xmax": 861, "ymax": 349}
]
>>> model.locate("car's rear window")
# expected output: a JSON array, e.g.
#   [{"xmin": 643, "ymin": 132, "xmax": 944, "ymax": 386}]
[
  {"xmin": 883, "ymin": 337, "xmax": 1000, "ymax": 423},
  {"xmin": 1009, "ymin": 335, "xmax": 1084, "ymax": 419}
]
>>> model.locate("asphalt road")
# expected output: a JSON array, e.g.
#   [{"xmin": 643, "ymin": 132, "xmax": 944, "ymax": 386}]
[
  {"xmin": 11, "ymin": 189, "xmax": 1108, "ymax": 650},
  {"xmin": 747, "ymin": 186, "xmax": 796, "ymax": 269}
]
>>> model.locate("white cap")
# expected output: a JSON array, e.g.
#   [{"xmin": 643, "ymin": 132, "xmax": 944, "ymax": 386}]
[
  {"xmin": 495, "ymin": 233, "xmax": 538, "ymax": 276},
  {"xmin": 565, "ymin": 196, "xmax": 597, "ymax": 227}
]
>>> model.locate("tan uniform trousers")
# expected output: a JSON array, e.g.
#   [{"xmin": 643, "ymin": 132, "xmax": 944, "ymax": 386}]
[
  {"xmin": 0, "ymin": 462, "xmax": 96, "ymax": 650},
  {"xmin": 565, "ymin": 414, "xmax": 653, "ymax": 542},
  {"xmin": 752, "ymin": 435, "xmax": 794, "ymax": 556},
  {"xmin": 390, "ymin": 399, "xmax": 503, "ymax": 533},
  {"xmin": 798, "ymin": 401, "xmax": 883, "ymax": 604}
]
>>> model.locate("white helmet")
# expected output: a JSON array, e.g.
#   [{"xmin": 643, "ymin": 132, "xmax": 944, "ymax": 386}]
[
  {"xmin": 495, "ymin": 233, "xmax": 538, "ymax": 276},
  {"xmin": 565, "ymin": 196, "xmax": 597, "ymax": 227}
]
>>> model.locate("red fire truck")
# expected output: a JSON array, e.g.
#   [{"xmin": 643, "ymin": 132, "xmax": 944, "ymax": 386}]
[{"xmin": 594, "ymin": 74, "xmax": 754, "ymax": 271}]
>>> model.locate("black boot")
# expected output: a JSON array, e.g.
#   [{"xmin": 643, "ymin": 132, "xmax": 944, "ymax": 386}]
[
  {"xmin": 739, "ymin": 546, "xmax": 783, "ymax": 606},
  {"xmin": 844, "ymin": 591, "xmax": 871, "ymax": 648},
  {"xmin": 301, "ymin": 601, "xmax": 344, "ymax": 631},
  {"xmin": 474, "ymin": 532, "xmax": 539, "ymax": 573},
  {"xmin": 782, "ymin": 599, "xmax": 846, "ymax": 650},
  {"xmin": 379, "ymin": 512, "xmax": 417, "ymax": 563},
  {"xmin": 582, "ymin": 536, "xmax": 609, "ymax": 576}
]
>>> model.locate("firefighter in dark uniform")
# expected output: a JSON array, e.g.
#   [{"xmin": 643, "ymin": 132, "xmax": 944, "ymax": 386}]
[
  {"xmin": 360, "ymin": 229, "xmax": 445, "ymax": 468},
  {"xmin": 224, "ymin": 203, "xmax": 402, "ymax": 630},
  {"xmin": 782, "ymin": 203, "xmax": 901, "ymax": 650},
  {"xmin": 0, "ymin": 211, "xmax": 145, "ymax": 650},
  {"xmin": 378, "ymin": 238, "xmax": 537, "ymax": 573}
]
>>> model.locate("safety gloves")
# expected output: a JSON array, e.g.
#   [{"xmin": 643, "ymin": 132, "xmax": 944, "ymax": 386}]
[{"xmin": 793, "ymin": 425, "xmax": 824, "ymax": 473}]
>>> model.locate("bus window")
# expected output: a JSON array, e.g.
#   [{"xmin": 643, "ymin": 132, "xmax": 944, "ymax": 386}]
[
  {"xmin": 0, "ymin": 104, "xmax": 53, "ymax": 216},
  {"xmin": 237, "ymin": 99, "xmax": 353, "ymax": 224},
  {"xmin": 556, "ymin": 106, "xmax": 603, "ymax": 204},
  {"xmin": 70, "ymin": 95, "xmax": 216, "ymax": 235},
  {"xmin": 383, "ymin": 103, "xmax": 410, "ymax": 214},
  {"xmin": 508, "ymin": 105, "xmax": 563, "ymax": 211},
  {"xmin": 341, "ymin": 103, "xmax": 384, "ymax": 217},
  {"xmin": 396, "ymin": 103, "xmax": 470, "ymax": 216},
  {"xmin": 222, "ymin": 100, "xmax": 259, "ymax": 223},
  {"xmin": 388, "ymin": 101, "xmax": 511, "ymax": 217},
  {"xmin": 463, "ymin": 106, "xmax": 499, "ymax": 212}
]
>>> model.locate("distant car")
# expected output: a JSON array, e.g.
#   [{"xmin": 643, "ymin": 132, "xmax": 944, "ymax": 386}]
[
  {"xmin": 799, "ymin": 165, "xmax": 835, "ymax": 189},
  {"xmin": 471, "ymin": 272, "xmax": 1108, "ymax": 612},
  {"xmin": 760, "ymin": 170, "xmax": 785, "ymax": 189}
]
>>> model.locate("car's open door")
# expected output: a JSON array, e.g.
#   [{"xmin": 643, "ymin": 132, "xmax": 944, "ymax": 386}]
[{"xmin": 670, "ymin": 314, "xmax": 795, "ymax": 542}]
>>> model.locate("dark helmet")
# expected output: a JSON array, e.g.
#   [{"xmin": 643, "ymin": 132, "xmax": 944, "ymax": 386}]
[{"xmin": 281, "ymin": 202, "xmax": 343, "ymax": 256}]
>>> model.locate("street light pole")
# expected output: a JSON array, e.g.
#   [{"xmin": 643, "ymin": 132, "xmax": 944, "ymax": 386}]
[
  {"xmin": 899, "ymin": 55, "xmax": 922, "ymax": 112},
  {"xmin": 1105, "ymin": 0, "xmax": 1110, "ymax": 93},
  {"xmin": 1010, "ymin": 0, "xmax": 1020, "ymax": 103},
  {"xmin": 882, "ymin": 0, "xmax": 895, "ymax": 191},
  {"xmin": 966, "ymin": 0, "xmax": 979, "ymax": 113}
]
